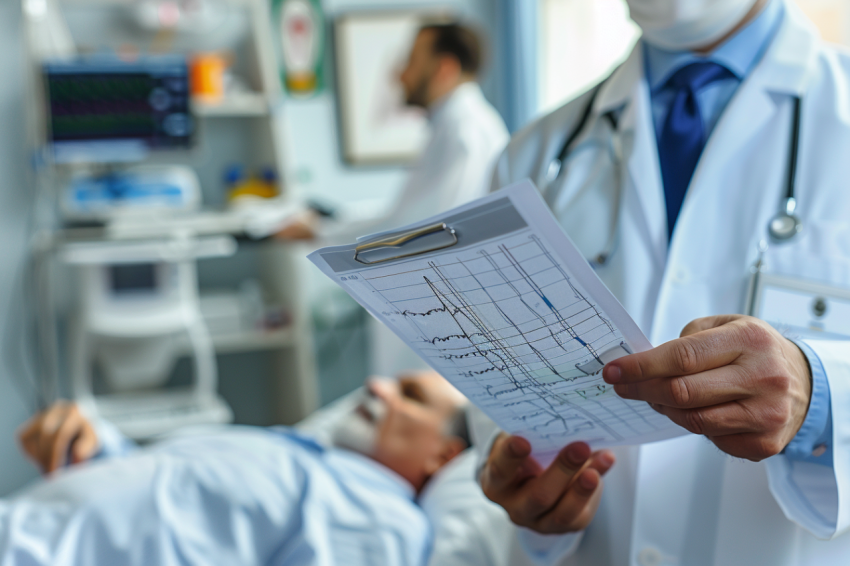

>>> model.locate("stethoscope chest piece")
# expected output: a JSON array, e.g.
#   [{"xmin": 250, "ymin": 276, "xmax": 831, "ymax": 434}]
[
  {"xmin": 768, "ymin": 211, "xmax": 803, "ymax": 242},
  {"xmin": 769, "ymin": 96, "xmax": 805, "ymax": 243},
  {"xmin": 768, "ymin": 193, "xmax": 803, "ymax": 243}
]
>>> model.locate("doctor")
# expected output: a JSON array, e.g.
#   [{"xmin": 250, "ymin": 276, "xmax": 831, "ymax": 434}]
[
  {"xmin": 278, "ymin": 22, "xmax": 509, "ymax": 240},
  {"xmin": 477, "ymin": 0, "xmax": 850, "ymax": 564}
]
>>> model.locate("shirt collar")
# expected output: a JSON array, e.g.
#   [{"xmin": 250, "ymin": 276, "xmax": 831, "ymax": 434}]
[
  {"xmin": 427, "ymin": 81, "xmax": 480, "ymax": 124},
  {"xmin": 645, "ymin": 0, "xmax": 786, "ymax": 91}
]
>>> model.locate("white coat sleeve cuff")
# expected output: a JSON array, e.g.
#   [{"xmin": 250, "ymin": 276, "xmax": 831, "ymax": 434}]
[
  {"xmin": 764, "ymin": 338, "xmax": 850, "ymax": 539},
  {"xmin": 517, "ymin": 528, "xmax": 583, "ymax": 566}
]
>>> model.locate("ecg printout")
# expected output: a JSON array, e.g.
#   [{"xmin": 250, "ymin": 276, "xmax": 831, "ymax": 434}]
[{"xmin": 309, "ymin": 181, "xmax": 685, "ymax": 462}]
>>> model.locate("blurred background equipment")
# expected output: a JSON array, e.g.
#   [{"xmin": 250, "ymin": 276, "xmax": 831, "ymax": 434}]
[
  {"xmin": 23, "ymin": 0, "xmax": 318, "ymax": 441},
  {"xmin": 65, "ymin": 237, "xmax": 235, "ymax": 438},
  {"xmin": 189, "ymin": 51, "xmax": 229, "ymax": 102},
  {"xmin": 46, "ymin": 56, "xmax": 202, "ymax": 225},
  {"xmin": 134, "ymin": 0, "xmax": 227, "ymax": 36},
  {"xmin": 274, "ymin": 0, "xmax": 324, "ymax": 96},
  {"xmin": 45, "ymin": 57, "xmax": 194, "ymax": 164}
]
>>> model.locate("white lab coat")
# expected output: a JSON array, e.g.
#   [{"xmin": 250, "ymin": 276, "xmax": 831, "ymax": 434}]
[
  {"xmin": 357, "ymin": 82, "xmax": 510, "ymax": 376},
  {"xmin": 480, "ymin": 3, "xmax": 850, "ymax": 564},
  {"xmin": 322, "ymin": 82, "xmax": 509, "ymax": 240}
]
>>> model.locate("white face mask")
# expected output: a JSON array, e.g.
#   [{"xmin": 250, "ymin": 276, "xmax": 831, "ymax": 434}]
[
  {"xmin": 330, "ymin": 394, "xmax": 387, "ymax": 456},
  {"xmin": 625, "ymin": 0, "xmax": 760, "ymax": 51}
]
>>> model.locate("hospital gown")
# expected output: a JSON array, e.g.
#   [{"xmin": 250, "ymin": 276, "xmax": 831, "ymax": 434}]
[{"xmin": 0, "ymin": 425, "xmax": 431, "ymax": 566}]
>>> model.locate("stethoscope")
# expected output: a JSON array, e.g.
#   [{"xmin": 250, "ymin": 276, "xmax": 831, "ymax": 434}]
[
  {"xmin": 769, "ymin": 96, "xmax": 804, "ymax": 242},
  {"xmin": 544, "ymin": 85, "xmax": 624, "ymax": 268},
  {"xmin": 545, "ymin": 91, "xmax": 805, "ymax": 267}
]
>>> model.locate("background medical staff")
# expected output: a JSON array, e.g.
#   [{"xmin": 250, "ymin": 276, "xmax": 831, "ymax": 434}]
[
  {"xmin": 475, "ymin": 0, "xmax": 850, "ymax": 564},
  {"xmin": 279, "ymin": 22, "xmax": 509, "ymax": 240},
  {"xmin": 280, "ymin": 22, "xmax": 509, "ymax": 377}
]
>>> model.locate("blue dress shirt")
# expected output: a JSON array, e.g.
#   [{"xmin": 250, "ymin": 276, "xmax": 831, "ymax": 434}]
[
  {"xmin": 645, "ymin": 0, "xmax": 785, "ymax": 141},
  {"xmin": 644, "ymin": 0, "xmax": 832, "ymax": 465},
  {"xmin": 786, "ymin": 341, "xmax": 834, "ymax": 466}
]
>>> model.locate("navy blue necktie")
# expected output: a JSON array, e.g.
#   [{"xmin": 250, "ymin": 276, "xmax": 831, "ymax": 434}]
[{"xmin": 658, "ymin": 61, "xmax": 733, "ymax": 240}]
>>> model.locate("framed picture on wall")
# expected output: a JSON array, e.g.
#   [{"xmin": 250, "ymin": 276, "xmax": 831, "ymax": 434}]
[{"xmin": 334, "ymin": 10, "xmax": 451, "ymax": 166}]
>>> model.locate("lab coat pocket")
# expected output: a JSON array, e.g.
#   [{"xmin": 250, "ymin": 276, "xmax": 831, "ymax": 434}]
[{"xmin": 763, "ymin": 221, "xmax": 850, "ymax": 289}]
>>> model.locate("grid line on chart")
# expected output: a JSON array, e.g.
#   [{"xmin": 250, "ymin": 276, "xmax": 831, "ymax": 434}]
[{"xmin": 361, "ymin": 231, "xmax": 665, "ymax": 448}]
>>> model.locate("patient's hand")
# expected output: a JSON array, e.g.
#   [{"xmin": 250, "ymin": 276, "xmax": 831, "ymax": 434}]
[
  {"xmin": 18, "ymin": 402, "xmax": 99, "ymax": 474},
  {"xmin": 480, "ymin": 434, "xmax": 615, "ymax": 534}
]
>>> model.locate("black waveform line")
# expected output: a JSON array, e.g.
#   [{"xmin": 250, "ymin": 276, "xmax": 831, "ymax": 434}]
[
  {"xmin": 395, "ymin": 304, "xmax": 460, "ymax": 317},
  {"xmin": 422, "ymin": 254, "xmax": 620, "ymax": 440},
  {"xmin": 426, "ymin": 332, "xmax": 483, "ymax": 344},
  {"xmin": 461, "ymin": 365, "xmax": 508, "ymax": 378},
  {"xmin": 494, "ymin": 243, "xmax": 605, "ymax": 366},
  {"xmin": 459, "ymin": 260, "xmax": 571, "ymax": 383},
  {"xmin": 424, "ymin": 266, "xmax": 538, "ymax": 395},
  {"xmin": 473, "ymin": 250, "xmax": 573, "ymax": 358},
  {"xmin": 441, "ymin": 350, "xmax": 489, "ymax": 360},
  {"xmin": 479, "ymin": 248, "xmax": 577, "ymax": 358},
  {"xmin": 530, "ymin": 234, "xmax": 615, "ymax": 334},
  {"xmin": 356, "ymin": 234, "xmax": 634, "ymax": 442}
]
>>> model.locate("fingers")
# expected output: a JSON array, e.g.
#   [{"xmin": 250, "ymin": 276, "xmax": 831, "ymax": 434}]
[
  {"xmin": 603, "ymin": 325, "xmax": 744, "ymax": 385},
  {"xmin": 521, "ymin": 448, "xmax": 614, "ymax": 534},
  {"xmin": 16, "ymin": 402, "xmax": 96, "ymax": 474},
  {"xmin": 47, "ymin": 410, "xmax": 87, "ymax": 473},
  {"xmin": 18, "ymin": 423, "xmax": 41, "ymax": 463},
  {"xmin": 17, "ymin": 402, "xmax": 73, "ymax": 467},
  {"xmin": 612, "ymin": 366, "xmax": 751, "ymax": 408},
  {"xmin": 275, "ymin": 211, "xmax": 319, "ymax": 241},
  {"xmin": 481, "ymin": 435, "xmax": 539, "ymax": 494},
  {"xmin": 532, "ymin": 468, "xmax": 605, "ymax": 533},
  {"xmin": 483, "ymin": 438, "xmax": 615, "ymax": 535},
  {"xmin": 509, "ymin": 442, "xmax": 591, "ymax": 523},
  {"xmin": 710, "ymin": 432, "xmax": 790, "ymax": 462},
  {"xmin": 679, "ymin": 315, "xmax": 746, "ymax": 338},
  {"xmin": 71, "ymin": 423, "xmax": 99, "ymax": 464},
  {"xmin": 649, "ymin": 402, "xmax": 760, "ymax": 437}
]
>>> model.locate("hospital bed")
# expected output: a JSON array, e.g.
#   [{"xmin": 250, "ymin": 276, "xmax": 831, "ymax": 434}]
[{"xmin": 296, "ymin": 389, "xmax": 537, "ymax": 566}]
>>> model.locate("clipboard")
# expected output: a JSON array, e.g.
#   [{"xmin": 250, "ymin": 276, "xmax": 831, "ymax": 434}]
[
  {"xmin": 309, "ymin": 180, "xmax": 687, "ymax": 463},
  {"xmin": 354, "ymin": 222, "xmax": 458, "ymax": 265}
]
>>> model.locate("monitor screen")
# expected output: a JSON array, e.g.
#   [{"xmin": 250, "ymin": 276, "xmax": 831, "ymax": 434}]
[
  {"xmin": 109, "ymin": 263, "xmax": 157, "ymax": 294},
  {"xmin": 44, "ymin": 57, "xmax": 194, "ymax": 164}
]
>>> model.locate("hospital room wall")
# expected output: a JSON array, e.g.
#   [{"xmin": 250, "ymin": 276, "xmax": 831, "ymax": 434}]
[{"xmin": 0, "ymin": 0, "xmax": 41, "ymax": 496}]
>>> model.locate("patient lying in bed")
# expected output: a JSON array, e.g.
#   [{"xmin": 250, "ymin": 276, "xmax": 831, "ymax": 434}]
[{"xmin": 0, "ymin": 372, "xmax": 470, "ymax": 566}]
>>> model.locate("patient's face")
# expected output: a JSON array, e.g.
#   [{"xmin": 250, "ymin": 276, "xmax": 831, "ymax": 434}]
[{"xmin": 345, "ymin": 372, "xmax": 467, "ymax": 491}]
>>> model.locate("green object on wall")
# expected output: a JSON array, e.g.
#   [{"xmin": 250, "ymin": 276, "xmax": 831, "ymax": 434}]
[{"xmin": 272, "ymin": 0, "xmax": 325, "ymax": 97}]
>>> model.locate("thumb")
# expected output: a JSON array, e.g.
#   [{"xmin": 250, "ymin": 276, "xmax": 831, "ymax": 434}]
[{"xmin": 679, "ymin": 314, "xmax": 745, "ymax": 338}]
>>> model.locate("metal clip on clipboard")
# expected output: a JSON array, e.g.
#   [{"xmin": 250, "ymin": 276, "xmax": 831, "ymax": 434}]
[{"xmin": 354, "ymin": 222, "xmax": 458, "ymax": 265}]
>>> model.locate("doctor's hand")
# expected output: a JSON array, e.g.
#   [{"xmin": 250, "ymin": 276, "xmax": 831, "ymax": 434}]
[
  {"xmin": 603, "ymin": 315, "xmax": 812, "ymax": 461},
  {"xmin": 17, "ymin": 401, "xmax": 99, "ymax": 474},
  {"xmin": 480, "ymin": 434, "xmax": 615, "ymax": 534},
  {"xmin": 275, "ymin": 210, "xmax": 319, "ymax": 241}
]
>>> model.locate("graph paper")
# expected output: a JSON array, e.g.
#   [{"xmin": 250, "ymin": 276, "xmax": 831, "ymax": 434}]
[{"xmin": 310, "ymin": 181, "xmax": 685, "ymax": 461}]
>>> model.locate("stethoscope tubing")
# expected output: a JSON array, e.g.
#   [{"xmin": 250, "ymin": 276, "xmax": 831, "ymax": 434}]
[{"xmin": 547, "ymin": 90, "xmax": 805, "ymax": 261}]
